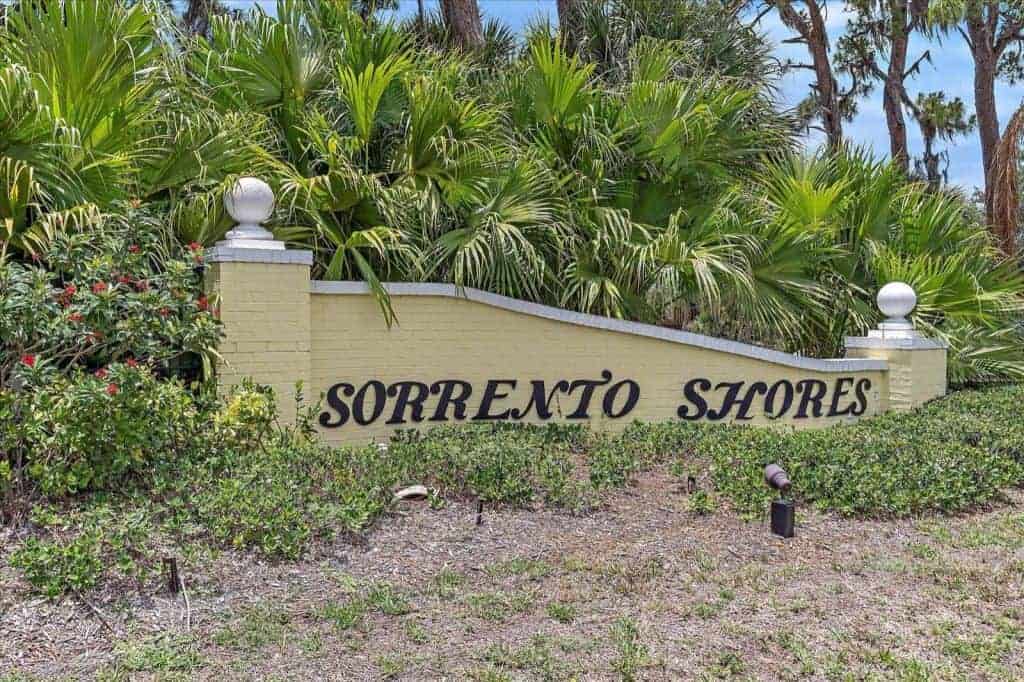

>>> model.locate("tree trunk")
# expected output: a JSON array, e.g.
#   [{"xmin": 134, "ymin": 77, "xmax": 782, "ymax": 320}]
[
  {"xmin": 441, "ymin": 0, "xmax": 484, "ymax": 50},
  {"xmin": 557, "ymin": 0, "xmax": 582, "ymax": 53},
  {"xmin": 921, "ymin": 125, "xmax": 941, "ymax": 189},
  {"xmin": 967, "ymin": 7, "xmax": 1001, "ymax": 223},
  {"xmin": 183, "ymin": 0, "xmax": 215, "ymax": 37},
  {"xmin": 803, "ymin": 1, "xmax": 843, "ymax": 151},
  {"xmin": 884, "ymin": 2, "xmax": 911, "ymax": 173},
  {"xmin": 991, "ymin": 103, "xmax": 1024, "ymax": 256}
]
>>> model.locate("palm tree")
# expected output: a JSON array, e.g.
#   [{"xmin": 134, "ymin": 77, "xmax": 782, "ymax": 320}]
[{"xmin": 2, "ymin": 0, "xmax": 1021, "ymax": 383}]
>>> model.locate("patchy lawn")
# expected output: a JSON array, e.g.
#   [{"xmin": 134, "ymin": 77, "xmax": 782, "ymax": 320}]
[{"xmin": 2, "ymin": 470, "xmax": 1022, "ymax": 681}]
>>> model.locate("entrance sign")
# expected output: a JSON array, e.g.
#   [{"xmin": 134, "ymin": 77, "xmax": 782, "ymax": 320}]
[{"xmin": 205, "ymin": 179, "xmax": 948, "ymax": 445}]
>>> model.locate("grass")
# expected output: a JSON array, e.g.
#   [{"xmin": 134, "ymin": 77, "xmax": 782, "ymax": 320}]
[
  {"xmin": 3, "ymin": 386, "xmax": 1024, "ymax": 678},
  {"xmin": 5, "ymin": 491, "xmax": 1024, "ymax": 679},
  {"xmin": 9, "ymin": 384, "xmax": 1024, "ymax": 601}
]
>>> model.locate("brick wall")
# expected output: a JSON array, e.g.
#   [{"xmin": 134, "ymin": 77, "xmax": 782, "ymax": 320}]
[{"xmin": 207, "ymin": 254, "xmax": 951, "ymax": 446}]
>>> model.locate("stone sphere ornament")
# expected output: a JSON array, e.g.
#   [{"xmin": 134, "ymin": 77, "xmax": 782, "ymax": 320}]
[
  {"xmin": 877, "ymin": 282, "xmax": 917, "ymax": 320},
  {"xmin": 219, "ymin": 177, "xmax": 284, "ymax": 250}
]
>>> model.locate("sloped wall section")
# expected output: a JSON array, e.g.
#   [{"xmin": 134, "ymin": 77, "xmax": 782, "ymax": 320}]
[{"xmin": 308, "ymin": 282, "xmax": 889, "ymax": 445}]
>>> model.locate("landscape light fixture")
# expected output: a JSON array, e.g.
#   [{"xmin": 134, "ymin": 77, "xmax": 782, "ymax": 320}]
[{"xmin": 764, "ymin": 464, "xmax": 795, "ymax": 538}]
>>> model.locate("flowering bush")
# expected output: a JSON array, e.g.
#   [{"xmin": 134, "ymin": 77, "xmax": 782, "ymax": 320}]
[
  {"xmin": 0, "ymin": 216, "xmax": 221, "ymax": 388},
  {"xmin": 7, "ymin": 363, "xmax": 201, "ymax": 497}
]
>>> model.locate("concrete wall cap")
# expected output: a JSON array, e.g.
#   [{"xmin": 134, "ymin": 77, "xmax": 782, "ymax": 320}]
[
  {"xmin": 208, "ymin": 246, "xmax": 313, "ymax": 265},
  {"xmin": 845, "ymin": 334, "xmax": 948, "ymax": 350}
]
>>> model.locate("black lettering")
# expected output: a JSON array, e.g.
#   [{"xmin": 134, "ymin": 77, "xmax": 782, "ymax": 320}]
[
  {"xmin": 764, "ymin": 380, "xmax": 794, "ymax": 419},
  {"xmin": 602, "ymin": 379, "xmax": 640, "ymax": 418},
  {"xmin": 319, "ymin": 382, "xmax": 354, "ymax": 428},
  {"xmin": 795, "ymin": 379, "xmax": 828, "ymax": 418},
  {"xmin": 565, "ymin": 370, "xmax": 614, "ymax": 419},
  {"xmin": 677, "ymin": 378, "xmax": 711, "ymax": 420},
  {"xmin": 386, "ymin": 381, "xmax": 430, "ymax": 424},
  {"xmin": 472, "ymin": 380, "xmax": 518, "ymax": 421},
  {"xmin": 851, "ymin": 378, "xmax": 872, "ymax": 416},
  {"xmin": 511, "ymin": 380, "xmax": 570, "ymax": 419},
  {"xmin": 353, "ymin": 380, "xmax": 387, "ymax": 425},
  {"xmin": 707, "ymin": 381, "xmax": 746, "ymax": 420},
  {"xmin": 827, "ymin": 377, "xmax": 857, "ymax": 417},
  {"xmin": 735, "ymin": 382, "xmax": 769, "ymax": 420},
  {"xmin": 429, "ymin": 380, "xmax": 473, "ymax": 422}
]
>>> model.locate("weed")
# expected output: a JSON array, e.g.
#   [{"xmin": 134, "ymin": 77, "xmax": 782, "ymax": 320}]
[{"xmin": 610, "ymin": 617, "xmax": 650, "ymax": 681}]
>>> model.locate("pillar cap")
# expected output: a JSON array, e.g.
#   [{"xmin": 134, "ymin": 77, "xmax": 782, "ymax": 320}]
[
  {"xmin": 877, "ymin": 282, "xmax": 917, "ymax": 319},
  {"xmin": 207, "ymin": 246, "xmax": 313, "ymax": 265},
  {"xmin": 217, "ymin": 177, "xmax": 286, "ymax": 250}
]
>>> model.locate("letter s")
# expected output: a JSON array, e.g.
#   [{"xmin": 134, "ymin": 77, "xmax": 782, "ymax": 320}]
[
  {"xmin": 678, "ymin": 378, "xmax": 711, "ymax": 421},
  {"xmin": 319, "ymin": 382, "xmax": 354, "ymax": 428}
]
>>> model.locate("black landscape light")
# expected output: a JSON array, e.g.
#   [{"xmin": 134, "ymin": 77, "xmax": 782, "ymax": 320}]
[{"xmin": 764, "ymin": 464, "xmax": 795, "ymax": 539}]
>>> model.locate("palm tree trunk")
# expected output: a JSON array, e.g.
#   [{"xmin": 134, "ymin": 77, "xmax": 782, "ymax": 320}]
[
  {"xmin": 183, "ymin": 0, "xmax": 218, "ymax": 38},
  {"xmin": 557, "ymin": 0, "xmax": 582, "ymax": 53},
  {"xmin": 967, "ymin": 5, "xmax": 1001, "ymax": 224},
  {"xmin": 991, "ymin": 102, "xmax": 1024, "ymax": 256},
  {"xmin": 440, "ymin": 0, "xmax": 484, "ymax": 50},
  {"xmin": 883, "ymin": 2, "xmax": 910, "ymax": 173}
]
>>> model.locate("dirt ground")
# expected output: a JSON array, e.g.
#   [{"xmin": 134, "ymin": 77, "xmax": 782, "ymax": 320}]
[{"xmin": 2, "ymin": 469, "xmax": 1022, "ymax": 681}]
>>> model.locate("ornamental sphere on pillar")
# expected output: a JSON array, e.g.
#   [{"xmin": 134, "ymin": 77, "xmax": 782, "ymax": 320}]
[
  {"xmin": 224, "ymin": 177, "xmax": 275, "ymax": 227},
  {"xmin": 877, "ymin": 282, "xmax": 917, "ymax": 320}
]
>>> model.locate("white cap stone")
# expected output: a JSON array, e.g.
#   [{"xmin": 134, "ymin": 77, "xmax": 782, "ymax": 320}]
[
  {"xmin": 877, "ymin": 282, "xmax": 917, "ymax": 320},
  {"xmin": 217, "ymin": 177, "xmax": 284, "ymax": 250}
]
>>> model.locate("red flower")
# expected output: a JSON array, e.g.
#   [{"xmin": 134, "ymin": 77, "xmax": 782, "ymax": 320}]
[
  {"xmin": 20, "ymin": 354, "xmax": 36, "ymax": 368},
  {"xmin": 118, "ymin": 275, "xmax": 132, "ymax": 285},
  {"xmin": 106, "ymin": 383, "xmax": 119, "ymax": 396},
  {"xmin": 125, "ymin": 358, "xmax": 139, "ymax": 368},
  {"xmin": 134, "ymin": 279, "xmax": 149, "ymax": 292},
  {"xmin": 92, "ymin": 282, "xmax": 108, "ymax": 294},
  {"xmin": 196, "ymin": 296, "xmax": 209, "ymax": 311},
  {"xmin": 94, "ymin": 368, "xmax": 109, "ymax": 379},
  {"xmin": 68, "ymin": 312, "xmax": 83, "ymax": 323},
  {"xmin": 188, "ymin": 241, "xmax": 202, "ymax": 252},
  {"xmin": 159, "ymin": 307, "xmax": 171, "ymax": 317},
  {"xmin": 128, "ymin": 244, "xmax": 141, "ymax": 254},
  {"xmin": 64, "ymin": 284, "xmax": 77, "ymax": 296}
]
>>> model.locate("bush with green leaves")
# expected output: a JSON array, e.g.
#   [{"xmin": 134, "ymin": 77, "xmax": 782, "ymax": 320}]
[
  {"xmin": 2, "ymin": 0, "xmax": 1021, "ymax": 383},
  {"xmin": 702, "ymin": 385, "xmax": 1024, "ymax": 517},
  {"xmin": 8, "ymin": 363, "xmax": 202, "ymax": 497},
  {"xmin": 10, "ymin": 532, "xmax": 104, "ymax": 598},
  {"xmin": 8, "ymin": 383, "xmax": 1024, "ymax": 598},
  {"xmin": 0, "ymin": 216, "xmax": 220, "ymax": 386}
]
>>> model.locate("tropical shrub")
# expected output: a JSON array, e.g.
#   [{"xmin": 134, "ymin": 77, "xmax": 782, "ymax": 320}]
[
  {"xmin": 8, "ymin": 382, "xmax": 1024, "ymax": 597},
  {"xmin": 9, "ymin": 364, "xmax": 201, "ymax": 497},
  {"xmin": 2, "ymin": 0, "xmax": 1022, "ymax": 382},
  {"xmin": 0, "ymin": 217, "xmax": 220, "ymax": 386}
]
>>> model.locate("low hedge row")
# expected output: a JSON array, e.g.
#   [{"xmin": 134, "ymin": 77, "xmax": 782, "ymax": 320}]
[{"xmin": 6, "ymin": 383, "xmax": 1023, "ymax": 597}]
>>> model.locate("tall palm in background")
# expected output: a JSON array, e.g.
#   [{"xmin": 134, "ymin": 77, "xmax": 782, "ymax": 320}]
[{"xmin": 1, "ymin": 0, "xmax": 1022, "ymax": 384}]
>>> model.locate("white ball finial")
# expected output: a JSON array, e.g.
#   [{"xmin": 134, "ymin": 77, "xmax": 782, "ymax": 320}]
[
  {"xmin": 877, "ymin": 282, "xmax": 917, "ymax": 320},
  {"xmin": 225, "ymin": 177, "xmax": 275, "ymax": 226},
  {"xmin": 218, "ymin": 177, "xmax": 284, "ymax": 250}
]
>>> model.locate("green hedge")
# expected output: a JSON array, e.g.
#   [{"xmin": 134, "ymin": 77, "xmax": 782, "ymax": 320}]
[{"xmin": 7, "ymin": 384, "xmax": 1023, "ymax": 597}]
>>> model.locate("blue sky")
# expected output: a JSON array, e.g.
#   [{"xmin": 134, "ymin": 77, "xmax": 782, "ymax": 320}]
[{"xmin": 212, "ymin": 0, "xmax": 1024, "ymax": 191}]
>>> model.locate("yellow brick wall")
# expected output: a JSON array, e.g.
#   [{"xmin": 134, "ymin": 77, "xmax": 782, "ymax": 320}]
[
  {"xmin": 309, "ymin": 293, "xmax": 889, "ymax": 445},
  {"xmin": 206, "ymin": 261, "xmax": 312, "ymax": 420},
  {"xmin": 846, "ymin": 345, "xmax": 946, "ymax": 411}
]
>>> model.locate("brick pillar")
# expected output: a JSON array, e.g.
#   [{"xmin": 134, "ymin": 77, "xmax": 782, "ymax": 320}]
[
  {"xmin": 204, "ymin": 177, "xmax": 314, "ymax": 420},
  {"xmin": 206, "ymin": 249, "xmax": 313, "ymax": 417},
  {"xmin": 844, "ymin": 283, "xmax": 947, "ymax": 412}
]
